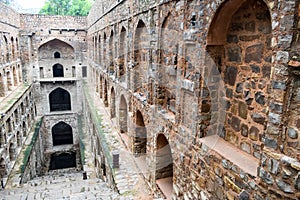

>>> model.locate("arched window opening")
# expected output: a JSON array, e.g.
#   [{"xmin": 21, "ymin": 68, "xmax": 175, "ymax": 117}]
[
  {"xmin": 0, "ymin": 73, "xmax": 5, "ymax": 97},
  {"xmin": 155, "ymin": 134, "xmax": 173, "ymax": 199},
  {"xmin": 134, "ymin": 110, "xmax": 147, "ymax": 156},
  {"xmin": 119, "ymin": 95, "xmax": 128, "ymax": 133},
  {"xmin": 118, "ymin": 27, "xmax": 126, "ymax": 79},
  {"xmin": 110, "ymin": 87, "xmax": 116, "ymax": 118},
  {"xmin": 104, "ymin": 80, "xmax": 108, "ymax": 107},
  {"xmin": 0, "ymin": 158, "xmax": 6, "ymax": 178},
  {"xmin": 53, "ymin": 64, "xmax": 64, "ymax": 77},
  {"xmin": 49, "ymin": 88, "xmax": 71, "ymax": 111},
  {"xmin": 205, "ymin": 0, "xmax": 271, "ymax": 153},
  {"xmin": 54, "ymin": 52, "xmax": 61, "ymax": 58},
  {"xmin": 133, "ymin": 20, "xmax": 148, "ymax": 93},
  {"xmin": 52, "ymin": 121, "xmax": 73, "ymax": 146}
]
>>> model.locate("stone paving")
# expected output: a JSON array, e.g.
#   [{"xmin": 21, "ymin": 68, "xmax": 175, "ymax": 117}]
[
  {"xmin": 0, "ymin": 83, "xmax": 160, "ymax": 200},
  {"xmin": 0, "ymin": 170, "xmax": 120, "ymax": 200}
]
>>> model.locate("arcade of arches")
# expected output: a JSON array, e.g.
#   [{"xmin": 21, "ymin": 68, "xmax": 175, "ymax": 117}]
[{"xmin": 0, "ymin": 0, "xmax": 299, "ymax": 199}]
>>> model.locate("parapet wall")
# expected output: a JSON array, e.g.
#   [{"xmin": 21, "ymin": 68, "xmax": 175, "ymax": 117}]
[{"xmin": 0, "ymin": 2, "xmax": 20, "ymax": 31}]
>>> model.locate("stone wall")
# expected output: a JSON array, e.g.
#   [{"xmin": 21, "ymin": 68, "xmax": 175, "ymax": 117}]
[{"xmin": 87, "ymin": 0, "xmax": 300, "ymax": 199}]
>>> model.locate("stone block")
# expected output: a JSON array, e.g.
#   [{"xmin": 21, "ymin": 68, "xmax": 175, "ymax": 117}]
[
  {"xmin": 231, "ymin": 116, "xmax": 241, "ymax": 131},
  {"xmin": 249, "ymin": 126, "xmax": 259, "ymax": 141},
  {"xmin": 275, "ymin": 179, "xmax": 294, "ymax": 193},
  {"xmin": 245, "ymin": 44, "xmax": 263, "ymax": 63},
  {"xmin": 241, "ymin": 124, "xmax": 248, "ymax": 137},
  {"xmin": 238, "ymin": 101, "xmax": 247, "ymax": 119},
  {"xmin": 255, "ymin": 92, "xmax": 265, "ymax": 105},
  {"xmin": 224, "ymin": 66, "xmax": 238, "ymax": 86},
  {"xmin": 259, "ymin": 167, "xmax": 274, "ymax": 185},
  {"xmin": 268, "ymin": 112, "xmax": 281, "ymax": 125},
  {"xmin": 227, "ymin": 46, "xmax": 242, "ymax": 62},
  {"xmin": 288, "ymin": 127, "xmax": 298, "ymax": 139},
  {"xmin": 251, "ymin": 113, "xmax": 265, "ymax": 125}
]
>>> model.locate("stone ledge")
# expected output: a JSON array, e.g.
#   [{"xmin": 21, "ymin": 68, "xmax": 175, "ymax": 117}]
[{"xmin": 199, "ymin": 135, "xmax": 259, "ymax": 177}]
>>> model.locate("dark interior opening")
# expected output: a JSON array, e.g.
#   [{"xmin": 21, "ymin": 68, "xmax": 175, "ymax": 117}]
[
  {"xmin": 53, "ymin": 63, "xmax": 64, "ymax": 77},
  {"xmin": 54, "ymin": 52, "xmax": 61, "ymax": 58},
  {"xmin": 49, "ymin": 88, "xmax": 71, "ymax": 111},
  {"xmin": 50, "ymin": 152, "xmax": 76, "ymax": 170},
  {"xmin": 52, "ymin": 121, "xmax": 73, "ymax": 146}
]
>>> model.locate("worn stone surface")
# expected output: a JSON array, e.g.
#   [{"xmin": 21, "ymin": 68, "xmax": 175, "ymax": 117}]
[{"xmin": 0, "ymin": 0, "xmax": 299, "ymax": 200}]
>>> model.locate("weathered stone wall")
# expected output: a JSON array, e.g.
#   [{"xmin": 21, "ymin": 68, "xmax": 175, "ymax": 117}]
[
  {"xmin": 87, "ymin": 0, "xmax": 300, "ymax": 199},
  {"xmin": 41, "ymin": 113, "xmax": 82, "ymax": 173},
  {"xmin": 19, "ymin": 14, "xmax": 87, "ymax": 83}
]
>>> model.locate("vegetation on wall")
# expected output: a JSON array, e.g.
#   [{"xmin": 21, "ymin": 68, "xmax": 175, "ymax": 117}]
[{"xmin": 39, "ymin": 0, "xmax": 94, "ymax": 16}]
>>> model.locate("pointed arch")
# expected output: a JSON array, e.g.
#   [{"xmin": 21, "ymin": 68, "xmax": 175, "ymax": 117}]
[
  {"xmin": 133, "ymin": 20, "xmax": 149, "ymax": 92},
  {"xmin": 205, "ymin": 0, "xmax": 272, "ymax": 150},
  {"xmin": 118, "ymin": 26, "xmax": 127, "ymax": 79},
  {"xmin": 49, "ymin": 87, "xmax": 71, "ymax": 111},
  {"xmin": 38, "ymin": 39, "xmax": 74, "ymax": 60},
  {"xmin": 52, "ymin": 63, "xmax": 64, "ymax": 77},
  {"xmin": 134, "ymin": 110, "xmax": 147, "ymax": 155},
  {"xmin": 119, "ymin": 95, "xmax": 128, "ymax": 133},
  {"xmin": 110, "ymin": 87, "xmax": 116, "ymax": 118},
  {"xmin": 52, "ymin": 121, "xmax": 73, "ymax": 146}
]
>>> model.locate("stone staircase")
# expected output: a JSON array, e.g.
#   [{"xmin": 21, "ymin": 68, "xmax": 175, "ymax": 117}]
[{"xmin": 0, "ymin": 170, "xmax": 120, "ymax": 200}]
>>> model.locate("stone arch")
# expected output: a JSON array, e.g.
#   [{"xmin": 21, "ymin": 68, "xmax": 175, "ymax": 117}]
[
  {"xmin": 103, "ymin": 32, "xmax": 107, "ymax": 66},
  {"xmin": 0, "ymin": 158, "xmax": 6, "ymax": 178},
  {"xmin": 52, "ymin": 63, "xmax": 64, "ymax": 77},
  {"xmin": 104, "ymin": 79, "xmax": 108, "ymax": 107},
  {"xmin": 118, "ymin": 26, "xmax": 126, "ymax": 79},
  {"xmin": 108, "ymin": 30, "xmax": 114, "ymax": 74},
  {"xmin": 155, "ymin": 133, "xmax": 173, "ymax": 197},
  {"xmin": 22, "ymin": 121, "xmax": 27, "ymax": 137},
  {"xmin": 98, "ymin": 34, "xmax": 101, "ymax": 63},
  {"xmin": 38, "ymin": 39, "xmax": 74, "ymax": 60},
  {"xmin": 16, "ymin": 131, "xmax": 21, "ymax": 147},
  {"xmin": 11, "ymin": 37, "xmax": 15, "ymax": 60},
  {"xmin": 52, "ymin": 121, "xmax": 73, "ymax": 146},
  {"xmin": 134, "ymin": 110, "xmax": 147, "ymax": 156},
  {"xmin": 110, "ymin": 87, "xmax": 116, "ymax": 118},
  {"xmin": 3, "ymin": 35, "xmax": 9, "ymax": 62},
  {"xmin": 158, "ymin": 13, "xmax": 177, "ymax": 114},
  {"xmin": 99, "ymin": 75, "xmax": 103, "ymax": 98},
  {"xmin": 17, "ymin": 64, "xmax": 22, "ymax": 82},
  {"xmin": 205, "ymin": 0, "xmax": 272, "ymax": 154},
  {"xmin": 13, "ymin": 66, "xmax": 18, "ymax": 86},
  {"xmin": 49, "ymin": 87, "xmax": 71, "ymax": 112},
  {"xmin": 54, "ymin": 51, "xmax": 61, "ymax": 58},
  {"xmin": 6, "ymin": 68, "xmax": 12, "ymax": 90},
  {"xmin": 119, "ymin": 95, "xmax": 128, "ymax": 133},
  {"xmin": 0, "ymin": 73, "xmax": 4, "ymax": 97},
  {"xmin": 133, "ymin": 20, "xmax": 149, "ymax": 92},
  {"xmin": 9, "ymin": 143, "xmax": 16, "ymax": 161}
]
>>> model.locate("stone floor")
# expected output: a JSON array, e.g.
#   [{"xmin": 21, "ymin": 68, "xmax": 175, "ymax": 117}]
[
  {"xmin": 0, "ymin": 82, "xmax": 166, "ymax": 199},
  {"xmin": 0, "ymin": 170, "xmax": 120, "ymax": 200}
]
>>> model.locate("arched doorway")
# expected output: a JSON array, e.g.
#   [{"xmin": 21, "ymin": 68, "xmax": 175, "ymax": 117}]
[
  {"xmin": 9, "ymin": 143, "xmax": 16, "ymax": 161},
  {"xmin": 52, "ymin": 121, "xmax": 73, "ymax": 146},
  {"xmin": 0, "ymin": 158, "xmax": 6, "ymax": 179},
  {"xmin": 16, "ymin": 131, "xmax": 21, "ymax": 147},
  {"xmin": 49, "ymin": 88, "xmax": 71, "ymax": 111},
  {"xmin": 119, "ymin": 95, "xmax": 128, "ymax": 133},
  {"xmin": 110, "ymin": 87, "xmax": 116, "ymax": 118},
  {"xmin": 155, "ymin": 134, "xmax": 173, "ymax": 199},
  {"xmin": 133, "ymin": 20, "xmax": 148, "ymax": 92},
  {"xmin": 0, "ymin": 73, "xmax": 4, "ymax": 97},
  {"xmin": 50, "ymin": 152, "xmax": 76, "ymax": 170},
  {"xmin": 104, "ymin": 79, "xmax": 108, "ymax": 107},
  {"xmin": 53, "ymin": 63, "xmax": 64, "ymax": 77},
  {"xmin": 134, "ymin": 110, "xmax": 147, "ymax": 156}
]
